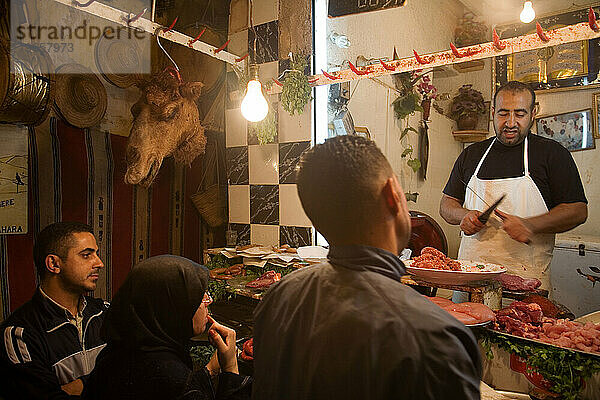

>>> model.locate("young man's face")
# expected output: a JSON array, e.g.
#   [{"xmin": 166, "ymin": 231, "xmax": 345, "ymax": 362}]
[
  {"xmin": 56, "ymin": 232, "xmax": 104, "ymax": 294},
  {"xmin": 493, "ymin": 90, "xmax": 536, "ymax": 146}
]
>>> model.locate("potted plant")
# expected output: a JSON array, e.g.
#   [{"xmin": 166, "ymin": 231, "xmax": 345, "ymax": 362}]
[{"xmin": 450, "ymin": 84, "xmax": 486, "ymax": 130}]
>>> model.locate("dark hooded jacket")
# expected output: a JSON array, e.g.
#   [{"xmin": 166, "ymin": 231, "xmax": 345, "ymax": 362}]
[
  {"xmin": 252, "ymin": 245, "xmax": 482, "ymax": 400},
  {"xmin": 82, "ymin": 255, "xmax": 250, "ymax": 400}
]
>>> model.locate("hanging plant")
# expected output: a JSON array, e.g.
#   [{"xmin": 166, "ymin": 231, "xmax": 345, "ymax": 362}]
[
  {"xmin": 400, "ymin": 145, "xmax": 421, "ymax": 173},
  {"xmin": 391, "ymin": 70, "xmax": 437, "ymax": 203},
  {"xmin": 391, "ymin": 70, "xmax": 434, "ymax": 183},
  {"xmin": 249, "ymin": 103, "xmax": 277, "ymax": 145},
  {"xmin": 401, "ymin": 142, "xmax": 421, "ymax": 203},
  {"xmin": 281, "ymin": 54, "xmax": 313, "ymax": 115}
]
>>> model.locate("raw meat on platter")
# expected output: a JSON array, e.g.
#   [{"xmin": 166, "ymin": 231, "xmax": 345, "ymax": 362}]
[
  {"xmin": 412, "ymin": 247, "xmax": 462, "ymax": 271},
  {"xmin": 245, "ymin": 271, "xmax": 281, "ymax": 289},
  {"xmin": 498, "ymin": 273, "xmax": 542, "ymax": 292},
  {"xmin": 493, "ymin": 301, "xmax": 600, "ymax": 355},
  {"xmin": 424, "ymin": 296, "xmax": 495, "ymax": 326},
  {"xmin": 240, "ymin": 338, "xmax": 253, "ymax": 361}
]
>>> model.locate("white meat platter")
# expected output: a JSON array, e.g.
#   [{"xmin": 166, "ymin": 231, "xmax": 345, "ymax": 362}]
[{"xmin": 404, "ymin": 259, "xmax": 506, "ymax": 285}]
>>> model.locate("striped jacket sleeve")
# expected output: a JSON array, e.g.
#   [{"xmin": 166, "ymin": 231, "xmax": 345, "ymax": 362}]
[{"xmin": 0, "ymin": 325, "xmax": 74, "ymax": 400}]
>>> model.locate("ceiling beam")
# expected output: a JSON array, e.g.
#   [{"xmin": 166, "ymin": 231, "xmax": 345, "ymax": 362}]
[
  {"xmin": 268, "ymin": 20, "xmax": 600, "ymax": 94},
  {"xmin": 51, "ymin": 0, "xmax": 244, "ymax": 67}
]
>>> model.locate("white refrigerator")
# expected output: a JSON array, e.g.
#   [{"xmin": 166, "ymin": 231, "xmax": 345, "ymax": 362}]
[{"xmin": 550, "ymin": 234, "xmax": 600, "ymax": 318}]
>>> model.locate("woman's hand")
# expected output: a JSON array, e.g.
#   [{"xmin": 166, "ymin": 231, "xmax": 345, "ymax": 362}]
[
  {"xmin": 207, "ymin": 315, "xmax": 239, "ymax": 374},
  {"xmin": 205, "ymin": 351, "xmax": 220, "ymax": 376}
]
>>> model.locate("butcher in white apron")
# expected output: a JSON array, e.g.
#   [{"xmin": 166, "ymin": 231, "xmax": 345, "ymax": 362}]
[
  {"xmin": 440, "ymin": 81, "xmax": 588, "ymax": 300},
  {"xmin": 457, "ymin": 136, "xmax": 555, "ymax": 288}
]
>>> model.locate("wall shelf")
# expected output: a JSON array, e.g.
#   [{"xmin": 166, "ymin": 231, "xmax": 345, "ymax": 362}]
[{"xmin": 452, "ymin": 130, "xmax": 489, "ymax": 142}]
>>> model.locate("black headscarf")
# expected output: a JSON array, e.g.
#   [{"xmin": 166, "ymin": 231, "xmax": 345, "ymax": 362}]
[{"xmin": 101, "ymin": 255, "xmax": 208, "ymax": 363}]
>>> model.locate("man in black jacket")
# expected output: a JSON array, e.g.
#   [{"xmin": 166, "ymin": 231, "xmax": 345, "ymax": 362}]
[
  {"xmin": 0, "ymin": 222, "xmax": 108, "ymax": 399},
  {"xmin": 252, "ymin": 135, "xmax": 481, "ymax": 400}
]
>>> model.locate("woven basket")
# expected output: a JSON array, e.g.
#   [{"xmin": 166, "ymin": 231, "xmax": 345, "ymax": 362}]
[
  {"xmin": 191, "ymin": 184, "xmax": 226, "ymax": 227},
  {"xmin": 190, "ymin": 138, "xmax": 226, "ymax": 227}
]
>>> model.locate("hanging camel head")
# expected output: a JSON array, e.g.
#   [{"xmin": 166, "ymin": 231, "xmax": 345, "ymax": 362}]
[{"xmin": 125, "ymin": 68, "xmax": 207, "ymax": 187}]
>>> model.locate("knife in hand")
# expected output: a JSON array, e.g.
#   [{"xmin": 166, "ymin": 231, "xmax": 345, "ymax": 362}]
[{"xmin": 478, "ymin": 194, "xmax": 506, "ymax": 224}]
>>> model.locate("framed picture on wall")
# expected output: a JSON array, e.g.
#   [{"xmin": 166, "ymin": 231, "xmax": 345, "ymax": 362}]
[
  {"xmin": 535, "ymin": 109, "xmax": 595, "ymax": 152},
  {"xmin": 0, "ymin": 125, "xmax": 29, "ymax": 234},
  {"xmin": 592, "ymin": 92, "xmax": 600, "ymax": 139}
]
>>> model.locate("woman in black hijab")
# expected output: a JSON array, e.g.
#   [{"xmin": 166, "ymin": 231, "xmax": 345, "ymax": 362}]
[{"xmin": 83, "ymin": 255, "xmax": 250, "ymax": 400}]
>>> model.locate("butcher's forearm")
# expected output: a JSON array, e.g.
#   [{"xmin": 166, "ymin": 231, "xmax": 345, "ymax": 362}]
[
  {"xmin": 439, "ymin": 195, "xmax": 469, "ymax": 225},
  {"xmin": 526, "ymin": 202, "xmax": 588, "ymax": 234}
]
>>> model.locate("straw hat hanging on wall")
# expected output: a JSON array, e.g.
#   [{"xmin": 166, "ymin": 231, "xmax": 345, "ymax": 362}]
[
  {"xmin": 54, "ymin": 63, "xmax": 107, "ymax": 128},
  {"xmin": 94, "ymin": 29, "xmax": 143, "ymax": 88}
]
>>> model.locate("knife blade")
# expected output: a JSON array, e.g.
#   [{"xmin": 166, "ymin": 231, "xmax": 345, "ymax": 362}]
[
  {"xmin": 478, "ymin": 194, "xmax": 506, "ymax": 224},
  {"xmin": 458, "ymin": 177, "xmax": 491, "ymax": 208}
]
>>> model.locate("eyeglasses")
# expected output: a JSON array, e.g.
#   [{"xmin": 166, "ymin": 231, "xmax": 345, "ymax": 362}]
[{"xmin": 202, "ymin": 292, "xmax": 213, "ymax": 306}]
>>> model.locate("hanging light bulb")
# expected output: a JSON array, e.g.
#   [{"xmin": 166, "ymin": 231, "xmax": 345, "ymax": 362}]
[
  {"xmin": 241, "ymin": 64, "xmax": 268, "ymax": 122},
  {"xmin": 520, "ymin": 1, "xmax": 535, "ymax": 23}
]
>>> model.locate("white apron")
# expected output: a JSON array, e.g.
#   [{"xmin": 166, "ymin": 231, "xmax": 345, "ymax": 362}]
[{"xmin": 457, "ymin": 137, "xmax": 555, "ymax": 290}]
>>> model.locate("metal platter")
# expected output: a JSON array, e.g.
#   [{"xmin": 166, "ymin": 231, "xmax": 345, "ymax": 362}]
[
  {"xmin": 486, "ymin": 328, "xmax": 600, "ymax": 359},
  {"xmin": 465, "ymin": 320, "xmax": 493, "ymax": 328}
]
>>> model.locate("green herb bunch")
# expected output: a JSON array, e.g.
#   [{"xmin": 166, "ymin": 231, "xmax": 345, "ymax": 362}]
[
  {"xmin": 205, "ymin": 254, "xmax": 235, "ymax": 302},
  {"xmin": 281, "ymin": 54, "xmax": 313, "ymax": 116},
  {"xmin": 479, "ymin": 330, "xmax": 600, "ymax": 400},
  {"xmin": 249, "ymin": 104, "xmax": 277, "ymax": 145}
]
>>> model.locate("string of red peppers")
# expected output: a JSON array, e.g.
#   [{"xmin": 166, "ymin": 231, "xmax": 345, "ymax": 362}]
[{"xmin": 298, "ymin": 9, "xmax": 600, "ymax": 86}]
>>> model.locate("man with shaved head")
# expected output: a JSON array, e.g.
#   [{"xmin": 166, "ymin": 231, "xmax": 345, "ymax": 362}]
[
  {"xmin": 253, "ymin": 135, "xmax": 481, "ymax": 400},
  {"xmin": 440, "ymin": 81, "xmax": 587, "ymax": 298}
]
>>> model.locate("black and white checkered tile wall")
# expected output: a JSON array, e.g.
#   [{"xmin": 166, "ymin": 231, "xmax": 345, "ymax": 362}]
[{"xmin": 225, "ymin": 0, "xmax": 312, "ymax": 248}]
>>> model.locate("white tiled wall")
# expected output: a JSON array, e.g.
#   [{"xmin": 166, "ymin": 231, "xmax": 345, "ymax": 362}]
[
  {"xmin": 225, "ymin": 109, "xmax": 248, "ymax": 148},
  {"xmin": 279, "ymin": 184, "xmax": 311, "ymax": 227},
  {"xmin": 228, "ymin": 30, "xmax": 249, "ymax": 57},
  {"xmin": 228, "ymin": 185, "xmax": 250, "ymax": 224},
  {"xmin": 229, "ymin": 0, "xmax": 249, "ymax": 33},
  {"xmin": 225, "ymin": 0, "xmax": 313, "ymax": 247},
  {"xmin": 251, "ymin": 224, "xmax": 280, "ymax": 247},
  {"xmin": 248, "ymin": 144, "xmax": 279, "ymax": 184},
  {"xmin": 278, "ymin": 102, "xmax": 312, "ymax": 143},
  {"xmin": 251, "ymin": 0, "xmax": 279, "ymax": 26},
  {"xmin": 258, "ymin": 61, "xmax": 279, "ymax": 84}
]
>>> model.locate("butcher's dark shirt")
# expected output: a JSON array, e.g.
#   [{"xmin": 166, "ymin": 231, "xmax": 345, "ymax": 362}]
[
  {"xmin": 252, "ymin": 245, "xmax": 482, "ymax": 400},
  {"xmin": 443, "ymin": 133, "xmax": 587, "ymax": 209}
]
